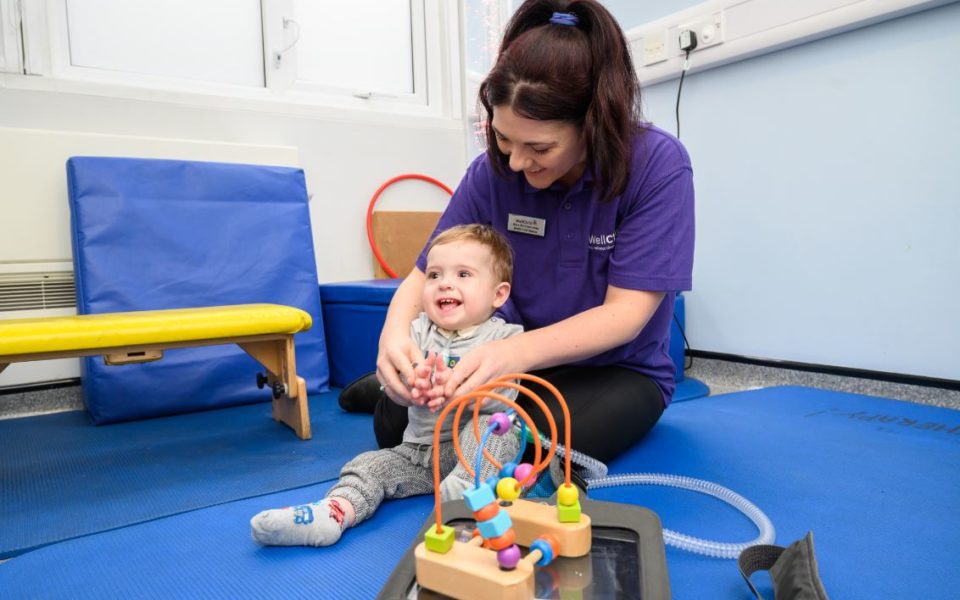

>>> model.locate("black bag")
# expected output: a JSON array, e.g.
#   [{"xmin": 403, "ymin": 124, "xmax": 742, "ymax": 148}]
[{"xmin": 738, "ymin": 532, "xmax": 829, "ymax": 600}]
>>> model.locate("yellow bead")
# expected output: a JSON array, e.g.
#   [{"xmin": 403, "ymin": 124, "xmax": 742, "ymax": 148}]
[
  {"xmin": 557, "ymin": 483, "xmax": 579, "ymax": 506},
  {"xmin": 424, "ymin": 524, "xmax": 456, "ymax": 553},
  {"xmin": 496, "ymin": 477, "xmax": 521, "ymax": 501}
]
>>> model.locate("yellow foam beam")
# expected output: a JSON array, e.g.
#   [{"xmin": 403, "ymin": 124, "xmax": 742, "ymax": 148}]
[
  {"xmin": 0, "ymin": 303, "xmax": 313, "ymax": 439},
  {"xmin": 0, "ymin": 304, "xmax": 311, "ymax": 356}
]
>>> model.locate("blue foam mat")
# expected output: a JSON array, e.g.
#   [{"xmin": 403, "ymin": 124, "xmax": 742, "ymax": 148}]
[
  {"xmin": 2, "ymin": 386, "xmax": 958, "ymax": 599},
  {"xmin": 0, "ymin": 480, "xmax": 433, "ymax": 600},
  {"xmin": 0, "ymin": 390, "xmax": 375, "ymax": 559}
]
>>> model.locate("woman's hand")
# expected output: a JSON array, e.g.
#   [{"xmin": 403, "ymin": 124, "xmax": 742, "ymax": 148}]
[
  {"xmin": 441, "ymin": 337, "xmax": 526, "ymax": 401},
  {"xmin": 375, "ymin": 332, "xmax": 423, "ymax": 408}
]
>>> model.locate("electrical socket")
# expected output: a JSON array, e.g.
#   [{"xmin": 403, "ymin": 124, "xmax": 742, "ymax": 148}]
[
  {"xmin": 678, "ymin": 12, "xmax": 723, "ymax": 54},
  {"xmin": 641, "ymin": 30, "xmax": 668, "ymax": 66}
]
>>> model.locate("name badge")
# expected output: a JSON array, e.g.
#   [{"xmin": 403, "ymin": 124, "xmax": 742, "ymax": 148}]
[{"xmin": 507, "ymin": 213, "xmax": 546, "ymax": 237}]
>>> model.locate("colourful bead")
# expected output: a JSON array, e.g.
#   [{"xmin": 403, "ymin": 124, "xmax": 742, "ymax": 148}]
[
  {"xmin": 557, "ymin": 499, "xmax": 581, "ymax": 523},
  {"xmin": 424, "ymin": 524, "xmax": 455, "ymax": 553},
  {"xmin": 463, "ymin": 483, "xmax": 496, "ymax": 512},
  {"xmin": 513, "ymin": 463, "xmax": 534, "ymax": 486},
  {"xmin": 557, "ymin": 483, "xmax": 579, "ymax": 506},
  {"xmin": 473, "ymin": 501, "xmax": 499, "ymax": 523},
  {"xmin": 540, "ymin": 533, "xmax": 560, "ymax": 558},
  {"xmin": 496, "ymin": 477, "xmax": 521, "ymax": 501},
  {"xmin": 488, "ymin": 412, "xmax": 511, "ymax": 435},
  {"xmin": 529, "ymin": 538, "xmax": 554, "ymax": 567},
  {"xmin": 486, "ymin": 527, "xmax": 516, "ymax": 551},
  {"xmin": 499, "ymin": 462, "xmax": 517, "ymax": 478},
  {"xmin": 476, "ymin": 509, "xmax": 512, "ymax": 539},
  {"xmin": 497, "ymin": 544, "xmax": 522, "ymax": 570}
]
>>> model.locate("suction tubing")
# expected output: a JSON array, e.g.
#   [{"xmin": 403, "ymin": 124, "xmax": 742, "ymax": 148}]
[{"xmin": 539, "ymin": 437, "xmax": 776, "ymax": 559}]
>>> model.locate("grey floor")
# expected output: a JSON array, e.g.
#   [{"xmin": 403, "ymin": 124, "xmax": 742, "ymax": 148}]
[
  {"xmin": 1, "ymin": 357, "xmax": 958, "ymax": 420},
  {"xmin": 685, "ymin": 357, "xmax": 960, "ymax": 409}
]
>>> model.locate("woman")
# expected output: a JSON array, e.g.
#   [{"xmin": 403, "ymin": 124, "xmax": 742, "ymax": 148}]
[{"xmin": 354, "ymin": 0, "xmax": 694, "ymax": 466}]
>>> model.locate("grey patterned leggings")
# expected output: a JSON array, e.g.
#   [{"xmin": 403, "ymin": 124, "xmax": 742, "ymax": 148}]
[{"xmin": 326, "ymin": 414, "xmax": 520, "ymax": 523}]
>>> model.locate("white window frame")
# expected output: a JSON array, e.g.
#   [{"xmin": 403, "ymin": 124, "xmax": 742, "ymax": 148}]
[
  {"xmin": 0, "ymin": 0, "xmax": 462, "ymax": 124},
  {"xmin": 0, "ymin": 0, "xmax": 23, "ymax": 74}
]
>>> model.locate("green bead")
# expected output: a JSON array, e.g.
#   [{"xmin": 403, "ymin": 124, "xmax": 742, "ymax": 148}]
[
  {"xmin": 424, "ymin": 524, "xmax": 456, "ymax": 553},
  {"xmin": 557, "ymin": 500, "xmax": 581, "ymax": 523}
]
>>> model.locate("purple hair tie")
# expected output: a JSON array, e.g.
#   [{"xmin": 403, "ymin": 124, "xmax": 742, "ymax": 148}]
[{"xmin": 549, "ymin": 12, "xmax": 578, "ymax": 26}]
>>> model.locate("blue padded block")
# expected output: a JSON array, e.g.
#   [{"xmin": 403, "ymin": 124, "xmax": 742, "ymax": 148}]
[
  {"xmin": 319, "ymin": 279, "xmax": 401, "ymax": 387},
  {"xmin": 67, "ymin": 157, "xmax": 329, "ymax": 424}
]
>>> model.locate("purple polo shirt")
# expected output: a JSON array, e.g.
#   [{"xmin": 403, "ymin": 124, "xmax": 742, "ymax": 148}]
[{"xmin": 416, "ymin": 124, "xmax": 694, "ymax": 404}]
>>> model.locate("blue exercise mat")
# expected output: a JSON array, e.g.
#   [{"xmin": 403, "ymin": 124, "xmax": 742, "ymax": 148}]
[
  {"xmin": 2, "ymin": 386, "xmax": 957, "ymax": 599},
  {"xmin": 67, "ymin": 157, "xmax": 329, "ymax": 424},
  {"xmin": 0, "ymin": 390, "xmax": 374, "ymax": 559},
  {"xmin": 0, "ymin": 481, "xmax": 434, "ymax": 600},
  {"xmin": 592, "ymin": 386, "xmax": 960, "ymax": 598}
]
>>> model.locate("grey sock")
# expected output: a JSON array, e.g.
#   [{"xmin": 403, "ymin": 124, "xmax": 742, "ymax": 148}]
[{"xmin": 250, "ymin": 498, "xmax": 351, "ymax": 547}]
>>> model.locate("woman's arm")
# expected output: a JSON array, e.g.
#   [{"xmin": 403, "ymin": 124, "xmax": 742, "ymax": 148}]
[
  {"xmin": 442, "ymin": 285, "xmax": 664, "ymax": 398},
  {"xmin": 376, "ymin": 268, "xmax": 427, "ymax": 406}
]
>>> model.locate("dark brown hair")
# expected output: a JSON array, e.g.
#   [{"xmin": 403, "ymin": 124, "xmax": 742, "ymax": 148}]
[
  {"xmin": 479, "ymin": 0, "xmax": 641, "ymax": 202},
  {"xmin": 427, "ymin": 224, "xmax": 514, "ymax": 284}
]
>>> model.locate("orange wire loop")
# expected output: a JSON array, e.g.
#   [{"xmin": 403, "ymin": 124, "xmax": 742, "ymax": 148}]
[{"xmin": 429, "ymin": 374, "xmax": 573, "ymax": 531}]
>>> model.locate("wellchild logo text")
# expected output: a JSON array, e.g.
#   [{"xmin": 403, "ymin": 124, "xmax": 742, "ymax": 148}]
[{"xmin": 588, "ymin": 231, "xmax": 616, "ymax": 251}]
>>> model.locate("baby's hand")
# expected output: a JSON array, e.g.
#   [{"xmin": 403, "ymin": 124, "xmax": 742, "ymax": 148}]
[
  {"xmin": 427, "ymin": 359, "xmax": 450, "ymax": 412},
  {"xmin": 410, "ymin": 352, "xmax": 439, "ymax": 405}
]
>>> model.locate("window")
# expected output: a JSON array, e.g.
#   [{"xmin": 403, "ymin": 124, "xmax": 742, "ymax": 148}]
[
  {"xmin": 1, "ymin": 0, "xmax": 460, "ymax": 118},
  {"xmin": 0, "ymin": 0, "xmax": 22, "ymax": 74}
]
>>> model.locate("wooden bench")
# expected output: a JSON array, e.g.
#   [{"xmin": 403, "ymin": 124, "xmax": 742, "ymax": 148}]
[{"xmin": 0, "ymin": 303, "xmax": 314, "ymax": 439}]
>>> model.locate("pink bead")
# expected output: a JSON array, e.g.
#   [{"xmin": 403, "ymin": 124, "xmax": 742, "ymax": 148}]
[
  {"xmin": 497, "ymin": 544, "xmax": 521, "ymax": 570},
  {"xmin": 488, "ymin": 412, "xmax": 511, "ymax": 435},
  {"xmin": 513, "ymin": 463, "xmax": 534, "ymax": 486}
]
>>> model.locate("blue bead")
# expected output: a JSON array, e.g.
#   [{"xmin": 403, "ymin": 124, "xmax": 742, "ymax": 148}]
[
  {"xmin": 530, "ymin": 539, "xmax": 554, "ymax": 567},
  {"xmin": 476, "ymin": 509, "xmax": 513, "ymax": 539},
  {"xmin": 463, "ymin": 483, "xmax": 496, "ymax": 512},
  {"xmin": 499, "ymin": 462, "xmax": 517, "ymax": 478}
]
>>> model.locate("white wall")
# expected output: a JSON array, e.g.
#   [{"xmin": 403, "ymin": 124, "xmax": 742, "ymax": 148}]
[
  {"xmin": 0, "ymin": 89, "xmax": 464, "ymax": 285},
  {"xmin": 606, "ymin": 1, "xmax": 960, "ymax": 380}
]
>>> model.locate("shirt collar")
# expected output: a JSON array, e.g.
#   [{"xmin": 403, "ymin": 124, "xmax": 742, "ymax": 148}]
[{"xmin": 436, "ymin": 324, "xmax": 481, "ymax": 339}]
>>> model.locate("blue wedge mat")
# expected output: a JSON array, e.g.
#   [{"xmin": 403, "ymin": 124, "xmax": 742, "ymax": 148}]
[
  {"xmin": 67, "ymin": 157, "xmax": 330, "ymax": 424},
  {"xmin": 0, "ymin": 390, "xmax": 375, "ymax": 559},
  {"xmin": 1, "ymin": 386, "xmax": 957, "ymax": 599}
]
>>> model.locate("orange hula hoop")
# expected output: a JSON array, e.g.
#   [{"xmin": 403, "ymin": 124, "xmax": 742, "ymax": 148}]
[{"xmin": 365, "ymin": 174, "xmax": 453, "ymax": 278}]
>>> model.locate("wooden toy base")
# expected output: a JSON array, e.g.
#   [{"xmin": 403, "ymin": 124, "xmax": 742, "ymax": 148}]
[
  {"xmin": 414, "ymin": 540, "xmax": 534, "ymax": 600},
  {"xmin": 503, "ymin": 499, "xmax": 592, "ymax": 557}
]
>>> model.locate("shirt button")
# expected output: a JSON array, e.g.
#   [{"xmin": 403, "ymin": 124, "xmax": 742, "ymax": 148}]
[
  {"xmin": 566, "ymin": 233, "xmax": 573, "ymax": 240},
  {"xmin": 564, "ymin": 203, "xmax": 572, "ymax": 210}
]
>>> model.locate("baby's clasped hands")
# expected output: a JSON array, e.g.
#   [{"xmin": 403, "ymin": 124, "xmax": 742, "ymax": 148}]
[{"xmin": 410, "ymin": 351, "xmax": 451, "ymax": 412}]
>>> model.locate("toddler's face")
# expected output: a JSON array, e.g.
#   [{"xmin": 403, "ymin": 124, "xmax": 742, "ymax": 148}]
[{"xmin": 422, "ymin": 240, "xmax": 509, "ymax": 331}]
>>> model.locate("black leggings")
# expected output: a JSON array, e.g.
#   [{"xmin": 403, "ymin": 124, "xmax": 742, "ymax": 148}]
[{"xmin": 374, "ymin": 365, "xmax": 664, "ymax": 464}]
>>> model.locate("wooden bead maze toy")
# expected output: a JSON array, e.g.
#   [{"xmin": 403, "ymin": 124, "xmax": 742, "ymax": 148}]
[{"xmin": 413, "ymin": 374, "xmax": 591, "ymax": 600}]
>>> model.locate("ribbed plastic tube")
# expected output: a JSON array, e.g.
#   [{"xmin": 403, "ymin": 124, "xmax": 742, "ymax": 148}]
[{"xmin": 542, "ymin": 437, "xmax": 776, "ymax": 559}]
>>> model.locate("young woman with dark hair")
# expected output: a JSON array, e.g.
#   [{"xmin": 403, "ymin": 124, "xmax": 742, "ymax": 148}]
[{"xmin": 350, "ymin": 0, "xmax": 695, "ymax": 473}]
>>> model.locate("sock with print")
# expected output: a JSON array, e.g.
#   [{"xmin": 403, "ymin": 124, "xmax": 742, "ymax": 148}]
[{"xmin": 250, "ymin": 497, "xmax": 354, "ymax": 547}]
